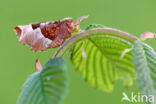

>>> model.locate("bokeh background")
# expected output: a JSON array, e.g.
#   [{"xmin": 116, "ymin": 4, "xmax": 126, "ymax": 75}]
[{"xmin": 0, "ymin": 0, "xmax": 156, "ymax": 104}]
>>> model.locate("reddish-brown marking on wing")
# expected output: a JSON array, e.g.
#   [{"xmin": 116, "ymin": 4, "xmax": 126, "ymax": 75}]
[
  {"xmin": 41, "ymin": 21, "xmax": 60, "ymax": 40},
  {"xmin": 49, "ymin": 37, "xmax": 65, "ymax": 48},
  {"xmin": 40, "ymin": 18, "xmax": 75, "ymax": 48}
]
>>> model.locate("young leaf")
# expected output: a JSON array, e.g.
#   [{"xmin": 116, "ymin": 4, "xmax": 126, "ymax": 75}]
[
  {"xmin": 17, "ymin": 58, "xmax": 68, "ymax": 104},
  {"xmin": 71, "ymin": 34, "xmax": 134, "ymax": 92},
  {"xmin": 133, "ymin": 41, "xmax": 156, "ymax": 103},
  {"xmin": 55, "ymin": 28, "xmax": 138, "ymax": 92}
]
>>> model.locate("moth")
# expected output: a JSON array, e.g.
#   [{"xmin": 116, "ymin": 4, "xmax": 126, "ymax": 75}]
[{"xmin": 14, "ymin": 16, "xmax": 87, "ymax": 51}]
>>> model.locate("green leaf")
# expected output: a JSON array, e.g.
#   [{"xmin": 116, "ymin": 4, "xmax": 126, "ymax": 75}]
[
  {"xmin": 71, "ymin": 34, "xmax": 134, "ymax": 92},
  {"xmin": 133, "ymin": 41, "xmax": 156, "ymax": 103},
  {"xmin": 17, "ymin": 58, "xmax": 68, "ymax": 104},
  {"xmin": 55, "ymin": 28, "xmax": 138, "ymax": 92}
]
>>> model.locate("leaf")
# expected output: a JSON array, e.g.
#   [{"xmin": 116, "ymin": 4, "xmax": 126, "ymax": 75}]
[
  {"xmin": 55, "ymin": 28, "xmax": 138, "ymax": 92},
  {"xmin": 71, "ymin": 35, "xmax": 134, "ymax": 92},
  {"xmin": 17, "ymin": 58, "xmax": 68, "ymax": 104},
  {"xmin": 133, "ymin": 41, "xmax": 156, "ymax": 103}
]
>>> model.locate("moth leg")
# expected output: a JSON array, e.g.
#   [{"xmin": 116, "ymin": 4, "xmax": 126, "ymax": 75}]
[{"xmin": 49, "ymin": 37, "xmax": 65, "ymax": 48}]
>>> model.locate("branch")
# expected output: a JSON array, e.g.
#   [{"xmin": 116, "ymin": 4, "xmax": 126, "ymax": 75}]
[{"xmin": 54, "ymin": 28, "xmax": 138, "ymax": 57}]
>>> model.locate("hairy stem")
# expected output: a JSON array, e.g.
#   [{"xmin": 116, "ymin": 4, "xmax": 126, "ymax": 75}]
[{"xmin": 54, "ymin": 28, "xmax": 138, "ymax": 57}]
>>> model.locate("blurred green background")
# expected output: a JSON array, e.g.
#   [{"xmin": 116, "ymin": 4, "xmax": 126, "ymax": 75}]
[{"xmin": 0, "ymin": 0, "xmax": 156, "ymax": 104}]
